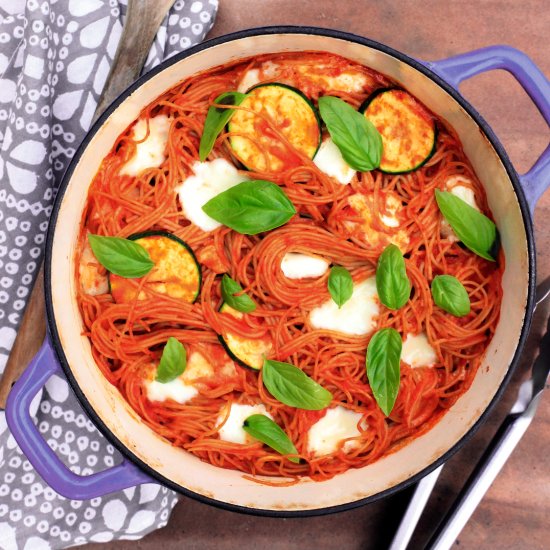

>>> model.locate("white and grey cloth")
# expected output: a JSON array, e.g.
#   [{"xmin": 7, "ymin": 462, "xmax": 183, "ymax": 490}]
[{"xmin": 0, "ymin": 1, "xmax": 218, "ymax": 548}]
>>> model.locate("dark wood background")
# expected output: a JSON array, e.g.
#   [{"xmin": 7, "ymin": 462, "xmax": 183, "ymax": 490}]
[{"xmin": 85, "ymin": 1, "xmax": 550, "ymax": 548}]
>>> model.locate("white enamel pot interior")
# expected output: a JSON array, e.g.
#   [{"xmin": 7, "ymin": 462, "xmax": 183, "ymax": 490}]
[{"xmin": 45, "ymin": 28, "xmax": 535, "ymax": 515}]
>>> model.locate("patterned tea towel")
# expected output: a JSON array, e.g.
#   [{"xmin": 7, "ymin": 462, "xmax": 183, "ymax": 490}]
[{"xmin": 0, "ymin": 1, "xmax": 218, "ymax": 548}]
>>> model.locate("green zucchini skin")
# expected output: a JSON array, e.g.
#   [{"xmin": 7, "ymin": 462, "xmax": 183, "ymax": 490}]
[
  {"xmin": 360, "ymin": 87, "xmax": 437, "ymax": 174},
  {"xmin": 217, "ymin": 334, "xmax": 258, "ymax": 371},
  {"xmin": 228, "ymin": 83, "xmax": 322, "ymax": 172},
  {"xmin": 218, "ymin": 302, "xmax": 271, "ymax": 371},
  {"xmin": 108, "ymin": 230, "xmax": 201, "ymax": 303},
  {"xmin": 246, "ymin": 82, "xmax": 323, "ymax": 153}
]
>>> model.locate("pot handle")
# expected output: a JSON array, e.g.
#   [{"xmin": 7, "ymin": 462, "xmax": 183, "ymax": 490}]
[
  {"xmin": 5, "ymin": 335, "xmax": 154, "ymax": 500},
  {"xmin": 426, "ymin": 45, "xmax": 550, "ymax": 211}
]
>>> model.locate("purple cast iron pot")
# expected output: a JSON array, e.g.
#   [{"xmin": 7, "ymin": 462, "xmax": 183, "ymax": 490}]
[{"xmin": 5, "ymin": 27, "xmax": 550, "ymax": 516}]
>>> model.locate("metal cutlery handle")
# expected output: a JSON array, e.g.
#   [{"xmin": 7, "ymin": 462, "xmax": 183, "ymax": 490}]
[
  {"xmin": 427, "ymin": 401, "xmax": 539, "ymax": 550},
  {"xmin": 388, "ymin": 466, "xmax": 443, "ymax": 550}
]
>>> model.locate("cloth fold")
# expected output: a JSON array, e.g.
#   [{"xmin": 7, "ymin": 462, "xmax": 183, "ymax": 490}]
[{"xmin": 0, "ymin": 1, "xmax": 218, "ymax": 548}]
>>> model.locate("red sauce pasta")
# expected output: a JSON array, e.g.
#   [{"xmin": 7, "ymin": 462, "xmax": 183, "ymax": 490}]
[{"xmin": 76, "ymin": 52, "xmax": 503, "ymax": 482}]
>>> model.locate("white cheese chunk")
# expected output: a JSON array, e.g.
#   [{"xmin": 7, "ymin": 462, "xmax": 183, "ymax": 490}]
[
  {"xmin": 446, "ymin": 176, "xmax": 479, "ymax": 209},
  {"xmin": 324, "ymin": 72, "xmax": 368, "ymax": 93},
  {"xmin": 309, "ymin": 277, "xmax": 379, "ymax": 336},
  {"xmin": 145, "ymin": 350, "xmax": 216, "ymax": 404},
  {"xmin": 184, "ymin": 351, "xmax": 214, "ymax": 381},
  {"xmin": 401, "ymin": 332, "xmax": 437, "ymax": 368},
  {"xmin": 313, "ymin": 138, "xmax": 356, "ymax": 185},
  {"xmin": 281, "ymin": 253, "xmax": 329, "ymax": 279},
  {"xmin": 217, "ymin": 403, "xmax": 272, "ymax": 444},
  {"xmin": 441, "ymin": 176, "xmax": 480, "ymax": 242},
  {"xmin": 237, "ymin": 68, "xmax": 260, "ymax": 93},
  {"xmin": 120, "ymin": 115, "xmax": 171, "ymax": 176},
  {"xmin": 262, "ymin": 61, "xmax": 279, "ymax": 78},
  {"xmin": 177, "ymin": 158, "xmax": 248, "ymax": 232},
  {"xmin": 380, "ymin": 194, "xmax": 402, "ymax": 228},
  {"xmin": 346, "ymin": 193, "xmax": 409, "ymax": 250},
  {"xmin": 307, "ymin": 406, "xmax": 364, "ymax": 457},
  {"xmin": 146, "ymin": 377, "xmax": 198, "ymax": 404},
  {"xmin": 297, "ymin": 65, "xmax": 369, "ymax": 93},
  {"xmin": 79, "ymin": 240, "xmax": 108, "ymax": 296},
  {"xmin": 237, "ymin": 63, "xmax": 280, "ymax": 93}
]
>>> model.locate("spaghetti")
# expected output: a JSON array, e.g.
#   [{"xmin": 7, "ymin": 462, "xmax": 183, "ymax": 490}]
[{"xmin": 76, "ymin": 52, "xmax": 503, "ymax": 481}]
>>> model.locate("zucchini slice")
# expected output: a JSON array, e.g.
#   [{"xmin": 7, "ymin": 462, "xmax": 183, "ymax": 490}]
[
  {"xmin": 228, "ymin": 83, "xmax": 321, "ymax": 173},
  {"xmin": 218, "ymin": 303, "xmax": 273, "ymax": 370},
  {"xmin": 110, "ymin": 231, "xmax": 201, "ymax": 304},
  {"xmin": 361, "ymin": 88, "xmax": 436, "ymax": 174}
]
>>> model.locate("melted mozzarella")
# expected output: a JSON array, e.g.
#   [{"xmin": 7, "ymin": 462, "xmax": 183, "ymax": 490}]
[
  {"xmin": 177, "ymin": 159, "xmax": 248, "ymax": 232},
  {"xmin": 184, "ymin": 351, "xmax": 214, "ymax": 381},
  {"xmin": 262, "ymin": 61, "xmax": 279, "ymax": 78},
  {"xmin": 307, "ymin": 406, "xmax": 364, "ymax": 457},
  {"xmin": 309, "ymin": 277, "xmax": 379, "ymax": 336},
  {"xmin": 323, "ymin": 72, "xmax": 368, "ymax": 93},
  {"xmin": 380, "ymin": 194, "xmax": 402, "ymax": 228},
  {"xmin": 79, "ymin": 240, "xmax": 108, "ymax": 296},
  {"xmin": 446, "ymin": 176, "xmax": 479, "ymax": 209},
  {"xmin": 401, "ymin": 333, "xmax": 437, "ymax": 368},
  {"xmin": 120, "ymin": 115, "xmax": 171, "ymax": 176},
  {"xmin": 217, "ymin": 403, "xmax": 272, "ymax": 444},
  {"xmin": 297, "ymin": 65, "xmax": 368, "ymax": 93},
  {"xmin": 237, "ymin": 62, "xmax": 280, "ymax": 93},
  {"xmin": 441, "ymin": 176, "xmax": 480, "ymax": 242},
  {"xmin": 237, "ymin": 68, "xmax": 260, "ymax": 92},
  {"xmin": 281, "ymin": 253, "xmax": 329, "ymax": 279},
  {"xmin": 347, "ymin": 193, "xmax": 409, "ymax": 250},
  {"xmin": 145, "ymin": 350, "xmax": 221, "ymax": 404},
  {"xmin": 146, "ymin": 377, "xmax": 198, "ymax": 404},
  {"xmin": 313, "ymin": 138, "xmax": 356, "ymax": 184}
]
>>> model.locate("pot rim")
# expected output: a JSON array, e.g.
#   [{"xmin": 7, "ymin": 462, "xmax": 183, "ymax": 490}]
[{"xmin": 44, "ymin": 26, "xmax": 536, "ymax": 517}]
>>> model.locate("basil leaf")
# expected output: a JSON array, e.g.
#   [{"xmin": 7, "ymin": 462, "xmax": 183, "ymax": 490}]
[
  {"xmin": 435, "ymin": 189, "xmax": 497, "ymax": 261},
  {"xmin": 88, "ymin": 234, "xmax": 154, "ymax": 278},
  {"xmin": 221, "ymin": 274, "xmax": 256, "ymax": 313},
  {"xmin": 431, "ymin": 275, "xmax": 470, "ymax": 317},
  {"xmin": 376, "ymin": 244, "xmax": 411, "ymax": 310},
  {"xmin": 318, "ymin": 96, "xmax": 383, "ymax": 172},
  {"xmin": 366, "ymin": 328, "xmax": 402, "ymax": 416},
  {"xmin": 199, "ymin": 91, "xmax": 247, "ymax": 161},
  {"xmin": 328, "ymin": 266, "xmax": 353, "ymax": 308},
  {"xmin": 262, "ymin": 359, "xmax": 333, "ymax": 411},
  {"xmin": 156, "ymin": 337, "xmax": 187, "ymax": 383},
  {"xmin": 202, "ymin": 180, "xmax": 296, "ymax": 235},
  {"xmin": 243, "ymin": 414, "xmax": 300, "ymax": 463}
]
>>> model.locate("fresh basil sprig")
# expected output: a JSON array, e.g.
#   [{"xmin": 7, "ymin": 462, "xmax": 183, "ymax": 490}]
[
  {"xmin": 376, "ymin": 244, "xmax": 411, "ymax": 310},
  {"xmin": 366, "ymin": 328, "xmax": 402, "ymax": 416},
  {"xmin": 199, "ymin": 91, "xmax": 247, "ymax": 161},
  {"xmin": 318, "ymin": 96, "xmax": 383, "ymax": 172},
  {"xmin": 221, "ymin": 274, "xmax": 256, "ymax": 313},
  {"xmin": 202, "ymin": 180, "xmax": 296, "ymax": 235},
  {"xmin": 328, "ymin": 266, "xmax": 353, "ymax": 308},
  {"xmin": 243, "ymin": 414, "xmax": 300, "ymax": 463},
  {"xmin": 88, "ymin": 234, "xmax": 154, "ymax": 278},
  {"xmin": 431, "ymin": 275, "xmax": 470, "ymax": 317},
  {"xmin": 262, "ymin": 359, "xmax": 333, "ymax": 410},
  {"xmin": 156, "ymin": 337, "xmax": 187, "ymax": 383},
  {"xmin": 435, "ymin": 189, "xmax": 497, "ymax": 261}
]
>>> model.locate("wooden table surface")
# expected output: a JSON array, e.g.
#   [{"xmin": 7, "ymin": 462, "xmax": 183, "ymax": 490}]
[{"xmin": 89, "ymin": 1, "xmax": 550, "ymax": 548}]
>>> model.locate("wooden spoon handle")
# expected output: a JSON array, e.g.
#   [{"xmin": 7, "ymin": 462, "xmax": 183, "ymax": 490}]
[
  {"xmin": 0, "ymin": 265, "xmax": 46, "ymax": 408},
  {"xmin": 0, "ymin": 0, "xmax": 175, "ymax": 409},
  {"xmin": 92, "ymin": 0, "xmax": 176, "ymax": 125}
]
